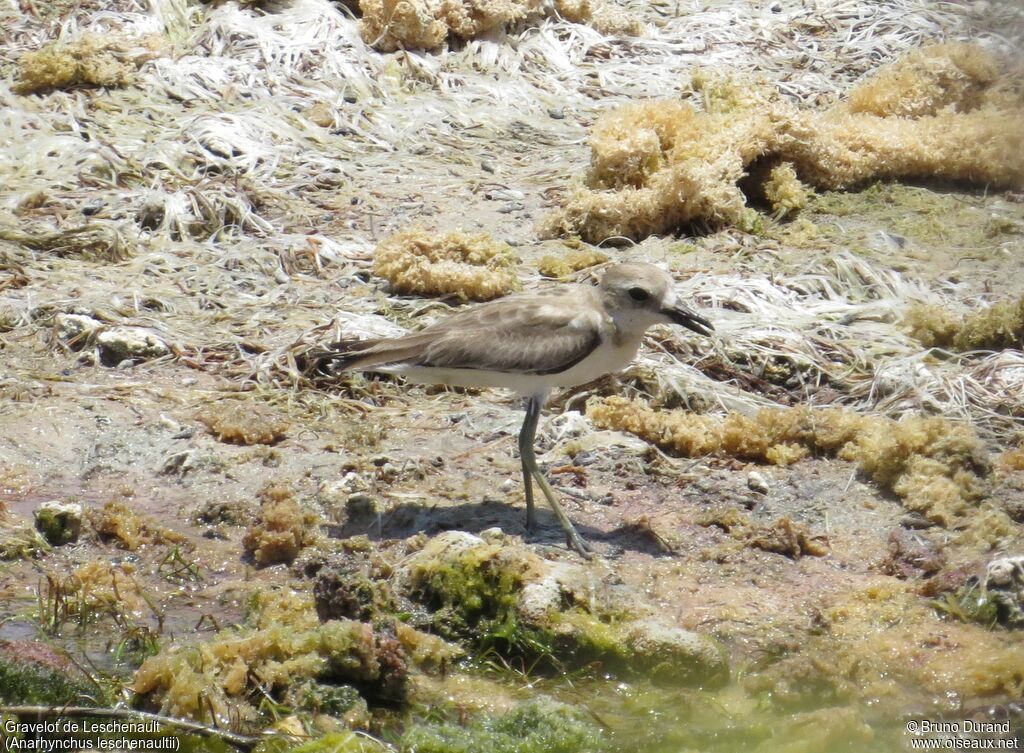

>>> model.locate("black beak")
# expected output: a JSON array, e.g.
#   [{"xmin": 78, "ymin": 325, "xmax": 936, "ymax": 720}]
[{"xmin": 664, "ymin": 304, "xmax": 714, "ymax": 337}]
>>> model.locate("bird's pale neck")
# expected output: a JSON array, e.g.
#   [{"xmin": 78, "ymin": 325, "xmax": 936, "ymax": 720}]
[{"xmin": 607, "ymin": 307, "xmax": 666, "ymax": 347}]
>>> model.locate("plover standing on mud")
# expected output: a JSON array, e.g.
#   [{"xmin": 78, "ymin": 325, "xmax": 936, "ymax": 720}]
[{"xmin": 323, "ymin": 262, "xmax": 714, "ymax": 558}]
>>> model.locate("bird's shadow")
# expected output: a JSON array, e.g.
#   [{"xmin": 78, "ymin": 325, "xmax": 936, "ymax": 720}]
[{"xmin": 328, "ymin": 498, "xmax": 673, "ymax": 557}]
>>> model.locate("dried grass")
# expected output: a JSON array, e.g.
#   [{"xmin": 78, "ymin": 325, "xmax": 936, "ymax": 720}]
[{"xmin": 543, "ymin": 44, "xmax": 1024, "ymax": 242}]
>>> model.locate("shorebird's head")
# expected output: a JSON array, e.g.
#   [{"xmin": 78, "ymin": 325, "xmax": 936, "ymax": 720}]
[{"xmin": 599, "ymin": 263, "xmax": 714, "ymax": 337}]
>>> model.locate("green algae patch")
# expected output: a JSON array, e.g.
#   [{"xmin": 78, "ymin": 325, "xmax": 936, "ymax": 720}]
[
  {"xmin": 284, "ymin": 731, "xmax": 387, "ymax": 753},
  {"xmin": 132, "ymin": 589, "xmax": 407, "ymax": 724},
  {"xmin": 397, "ymin": 532, "xmax": 727, "ymax": 686},
  {"xmin": 0, "ymin": 640, "xmax": 98, "ymax": 705},
  {"xmin": 399, "ymin": 699, "xmax": 608, "ymax": 753},
  {"xmin": 810, "ymin": 181, "xmax": 1024, "ymax": 254},
  {"xmin": 400, "ymin": 532, "xmax": 539, "ymax": 649},
  {"xmin": 744, "ymin": 581, "xmax": 1024, "ymax": 710}
]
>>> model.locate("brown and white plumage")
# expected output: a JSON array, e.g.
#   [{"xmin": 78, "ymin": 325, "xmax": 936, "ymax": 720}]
[
  {"xmin": 323, "ymin": 262, "xmax": 714, "ymax": 558},
  {"xmin": 326, "ymin": 262, "xmax": 713, "ymax": 397}
]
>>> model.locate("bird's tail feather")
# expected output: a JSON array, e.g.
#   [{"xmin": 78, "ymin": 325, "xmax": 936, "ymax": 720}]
[{"xmin": 304, "ymin": 335, "xmax": 429, "ymax": 375}]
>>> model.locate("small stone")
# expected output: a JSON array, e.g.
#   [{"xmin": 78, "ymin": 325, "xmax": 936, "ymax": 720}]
[
  {"xmin": 548, "ymin": 107, "xmax": 566, "ymax": 119},
  {"xmin": 55, "ymin": 313, "xmax": 100, "ymax": 346},
  {"xmin": 480, "ymin": 527, "xmax": 505, "ymax": 543},
  {"xmin": 33, "ymin": 501, "xmax": 82, "ymax": 546},
  {"xmin": 747, "ymin": 471, "xmax": 770, "ymax": 494},
  {"xmin": 625, "ymin": 619, "xmax": 729, "ymax": 686},
  {"xmin": 96, "ymin": 327, "xmax": 169, "ymax": 366},
  {"xmin": 499, "ymin": 478, "xmax": 517, "ymax": 493}
]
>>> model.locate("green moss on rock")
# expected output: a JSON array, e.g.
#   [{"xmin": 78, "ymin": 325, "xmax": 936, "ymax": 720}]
[
  {"xmin": 399, "ymin": 699, "xmax": 608, "ymax": 753},
  {"xmin": 0, "ymin": 640, "xmax": 97, "ymax": 705}
]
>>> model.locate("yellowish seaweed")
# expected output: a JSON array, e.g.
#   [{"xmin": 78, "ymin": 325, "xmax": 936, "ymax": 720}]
[
  {"xmin": 374, "ymin": 228, "xmax": 520, "ymax": 301},
  {"xmin": 14, "ymin": 34, "xmax": 164, "ymax": 94},
  {"xmin": 587, "ymin": 398, "xmax": 990, "ymax": 527},
  {"xmin": 242, "ymin": 485, "xmax": 321, "ymax": 566},
  {"xmin": 543, "ymin": 44, "xmax": 1024, "ymax": 242},
  {"xmin": 905, "ymin": 295, "xmax": 1024, "ymax": 352},
  {"xmin": 536, "ymin": 247, "xmax": 608, "ymax": 279}
]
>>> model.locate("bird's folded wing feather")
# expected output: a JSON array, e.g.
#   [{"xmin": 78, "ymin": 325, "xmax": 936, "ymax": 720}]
[{"xmin": 340, "ymin": 293, "xmax": 606, "ymax": 375}]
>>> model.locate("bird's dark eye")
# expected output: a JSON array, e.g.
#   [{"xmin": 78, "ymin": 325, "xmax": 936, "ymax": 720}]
[{"xmin": 628, "ymin": 287, "xmax": 649, "ymax": 302}]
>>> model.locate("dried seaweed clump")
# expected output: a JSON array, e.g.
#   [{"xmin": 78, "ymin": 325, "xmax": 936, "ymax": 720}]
[
  {"xmin": 87, "ymin": 500, "xmax": 185, "ymax": 550},
  {"xmin": 1000, "ymin": 440, "xmax": 1024, "ymax": 472},
  {"xmin": 536, "ymin": 247, "xmax": 608, "ymax": 278},
  {"xmin": 588, "ymin": 398, "xmax": 990, "ymax": 526},
  {"xmin": 847, "ymin": 43, "xmax": 1000, "ymax": 118},
  {"xmin": 762, "ymin": 163, "xmax": 810, "ymax": 218},
  {"xmin": 374, "ymin": 229, "xmax": 520, "ymax": 301},
  {"xmin": 197, "ymin": 402, "xmax": 289, "ymax": 445},
  {"xmin": 133, "ymin": 590, "xmax": 407, "ymax": 722},
  {"xmin": 243, "ymin": 485, "xmax": 321, "ymax": 566},
  {"xmin": 697, "ymin": 509, "xmax": 827, "ymax": 558},
  {"xmin": 543, "ymin": 43, "xmax": 1024, "ymax": 243},
  {"xmin": 359, "ymin": 0, "xmax": 639, "ymax": 51},
  {"xmin": 14, "ymin": 34, "xmax": 161, "ymax": 95},
  {"xmin": 554, "ymin": 0, "xmax": 643, "ymax": 35},
  {"xmin": 359, "ymin": 0, "xmax": 447, "ymax": 52},
  {"xmin": 905, "ymin": 295, "xmax": 1024, "ymax": 351}
]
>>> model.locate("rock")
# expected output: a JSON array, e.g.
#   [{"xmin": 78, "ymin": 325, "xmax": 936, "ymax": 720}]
[
  {"xmin": 33, "ymin": 500, "xmax": 83, "ymax": 545},
  {"xmin": 314, "ymin": 552, "xmax": 393, "ymax": 622},
  {"xmin": 396, "ymin": 531, "xmax": 730, "ymax": 686},
  {"xmin": 882, "ymin": 528, "xmax": 944, "ymax": 579},
  {"xmin": 625, "ymin": 619, "xmax": 729, "ymax": 685},
  {"xmin": 55, "ymin": 313, "xmax": 101, "ymax": 347},
  {"xmin": 747, "ymin": 470, "xmax": 770, "ymax": 494},
  {"xmin": 480, "ymin": 526, "xmax": 505, "ymax": 543},
  {"xmin": 96, "ymin": 327, "xmax": 169, "ymax": 366},
  {"xmin": 0, "ymin": 640, "xmax": 96, "ymax": 705},
  {"xmin": 983, "ymin": 556, "xmax": 1024, "ymax": 627}
]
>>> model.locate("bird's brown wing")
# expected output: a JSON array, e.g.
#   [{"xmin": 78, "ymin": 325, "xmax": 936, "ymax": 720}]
[{"xmin": 333, "ymin": 292, "xmax": 605, "ymax": 375}]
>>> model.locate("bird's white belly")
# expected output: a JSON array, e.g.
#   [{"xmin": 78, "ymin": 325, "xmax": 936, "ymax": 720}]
[{"xmin": 388, "ymin": 337, "xmax": 644, "ymax": 397}]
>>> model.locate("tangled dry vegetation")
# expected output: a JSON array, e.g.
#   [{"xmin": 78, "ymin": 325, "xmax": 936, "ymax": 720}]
[
  {"xmin": 543, "ymin": 43, "xmax": 1024, "ymax": 243},
  {"xmin": 359, "ymin": 0, "xmax": 641, "ymax": 52},
  {"xmin": 374, "ymin": 228, "xmax": 521, "ymax": 301}
]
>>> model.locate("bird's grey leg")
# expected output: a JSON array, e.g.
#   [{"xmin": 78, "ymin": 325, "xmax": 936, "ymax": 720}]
[
  {"xmin": 518, "ymin": 397, "xmax": 539, "ymax": 531},
  {"xmin": 519, "ymin": 395, "xmax": 592, "ymax": 559}
]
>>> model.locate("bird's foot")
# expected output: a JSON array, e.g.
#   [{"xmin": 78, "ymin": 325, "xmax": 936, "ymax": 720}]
[{"xmin": 564, "ymin": 526, "xmax": 593, "ymax": 560}]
